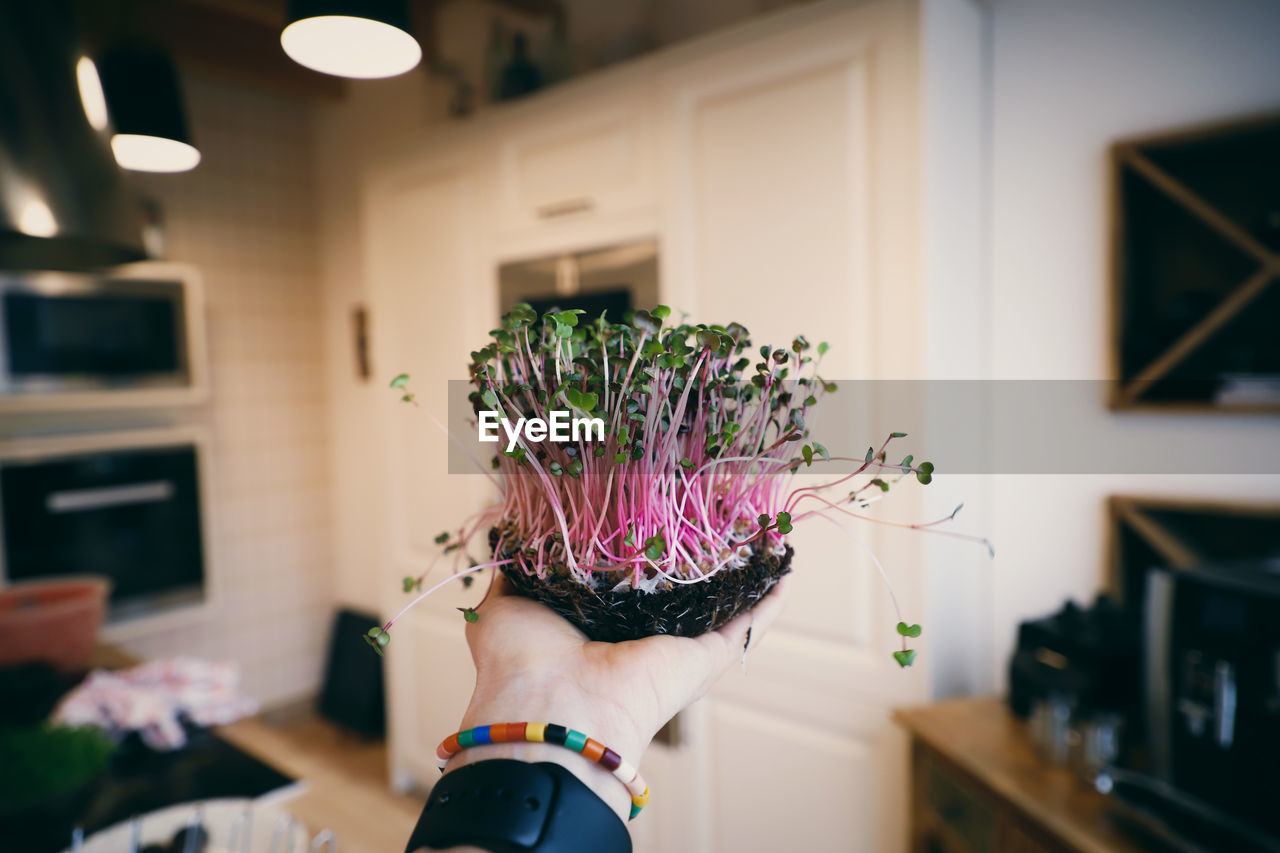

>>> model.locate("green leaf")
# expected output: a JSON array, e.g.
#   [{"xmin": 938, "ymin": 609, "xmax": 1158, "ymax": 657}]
[
  {"xmin": 869, "ymin": 478, "xmax": 890, "ymax": 492},
  {"xmin": 679, "ymin": 457, "xmax": 695, "ymax": 469},
  {"xmin": 817, "ymin": 342, "xmax": 829, "ymax": 357},
  {"xmin": 652, "ymin": 305, "xmax": 672, "ymax": 320},
  {"xmin": 632, "ymin": 310, "xmax": 661, "ymax": 335},
  {"xmin": 481, "ymin": 388, "xmax": 500, "ymax": 409},
  {"xmin": 435, "ymin": 531, "xmax": 450, "ymax": 544},
  {"xmin": 901, "ymin": 454, "xmax": 913, "ymax": 469},
  {"xmin": 390, "ymin": 373, "xmax": 409, "ymax": 389},
  {"xmin": 549, "ymin": 461, "xmax": 564, "ymax": 476},
  {"xmin": 643, "ymin": 534, "xmax": 666, "ymax": 562},
  {"xmin": 775, "ymin": 511, "xmax": 793, "ymax": 535},
  {"xmin": 458, "ymin": 607, "xmax": 479, "ymax": 623},
  {"xmin": 802, "ymin": 445, "xmax": 813, "ymax": 467},
  {"xmin": 812, "ymin": 441, "xmax": 830, "ymax": 461},
  {"xmin": 757, "ymin": 513, "xmax": 771, "ymax": 529},
  {"xmin": 403, "ymin": 576, "xmax": 416, "ymax": 593},
  {"xmin": 696, "ymin": 330, "xmax": 722, "ymax": 349},
  {"xmin": 401, "ymin": 393, "xmax": 415, "ymax": 404},
  {"xmin": 892, "ymin": 649, "xmax": 917, "ymax": 668},
  {"xmin": 864, "ymin": 447, "xmax": 875, "ymax": 464},
  {"xmin": 896, "ymin": 622, "xmax": 923, "ymax": 638},
  {"xmin": 915, "ymin": 461, "xmax": 935, "ymax": 485}
]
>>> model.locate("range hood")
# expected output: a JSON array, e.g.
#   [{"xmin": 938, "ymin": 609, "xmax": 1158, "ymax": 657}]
[{"xmin": 0, "ymin": 0, "xmax": 146, "ymax": 270}]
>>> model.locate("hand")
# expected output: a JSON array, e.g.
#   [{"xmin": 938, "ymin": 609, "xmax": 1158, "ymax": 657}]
[{"xmin": 444, "ymin": 572, "xmax": 792, "ymax": 820}]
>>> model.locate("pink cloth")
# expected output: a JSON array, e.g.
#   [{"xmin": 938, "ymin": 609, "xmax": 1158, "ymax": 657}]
[{"xmin": 54, "ymin": 657, "xmax": 258, "ymax": 750}]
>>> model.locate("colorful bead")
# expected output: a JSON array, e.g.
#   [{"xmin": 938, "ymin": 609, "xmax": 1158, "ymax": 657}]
[
  {"xmin": 612, "ymin": 760, "xmax": 635, "ymax": 784},
  {"xmin": 564, "ymin": 729, "xmax": 588, "ymax": 752},
  {"xmin": 599, "ymin": 747, "xmax": 622, "ymax": 772},
  {"xmin": 471, "ymin": 725, "xmax": 492, "ymax": 745},
  {"xmin": 581, "ymin": 738, "xmax": 606, "ymax": 763},
  {"xmin": 525, "ymin": 722, "xmax": 546, "ymax": 742},
  {"xmin": 543, "ymin": 723, "xmax": 568, "ymax": 745},
  {"xmin": 457, "ymin": 728, "xmax": 476, "ymax": 748}
]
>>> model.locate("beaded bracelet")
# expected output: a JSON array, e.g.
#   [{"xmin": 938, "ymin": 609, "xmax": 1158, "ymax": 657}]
[{"xmin": 436, "ymin": 722, "xmax": 651, "ymax": 819}]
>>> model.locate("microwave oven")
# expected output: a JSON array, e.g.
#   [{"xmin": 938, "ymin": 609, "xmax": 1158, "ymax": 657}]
[{"xmin": 0, "ymin": 262, "xmax": 207, "ymax": 411}]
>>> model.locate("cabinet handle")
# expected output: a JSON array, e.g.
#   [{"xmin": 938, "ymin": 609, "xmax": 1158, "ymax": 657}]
[
  {"xmin": 46, "ymin": 480, "xmax": 175, "ymax": 513},
  {"xmin": 536, "ymin": 198, "xmax": 595, "ymax": 219}
]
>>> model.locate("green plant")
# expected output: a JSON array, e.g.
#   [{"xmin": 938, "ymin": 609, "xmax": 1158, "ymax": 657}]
[
  {"xmin": 372, "ymin": 306, "xmax": 990, "ymax": 666},
  {"xmin": 0, "ymin": 724, "xmax": 115, "ymax": 810}
]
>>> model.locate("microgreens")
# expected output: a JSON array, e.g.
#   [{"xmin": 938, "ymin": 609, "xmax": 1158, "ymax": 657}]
[{"xmin": 372, "ymin": 306, "xmax": 992, "ymax": 667}]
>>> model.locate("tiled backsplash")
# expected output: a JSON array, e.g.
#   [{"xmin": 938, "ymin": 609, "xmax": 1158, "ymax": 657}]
[{"xmin": 120, "ymin": 74, "xmax": 334, "ymax": 707}]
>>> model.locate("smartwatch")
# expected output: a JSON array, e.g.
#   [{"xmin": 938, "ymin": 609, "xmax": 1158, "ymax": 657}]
[{"xmin": 405, "ymin": 759, "xmax": 632, "ymax": 853}]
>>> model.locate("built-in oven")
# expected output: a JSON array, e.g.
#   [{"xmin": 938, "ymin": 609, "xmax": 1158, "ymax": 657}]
[
  {"xmin": 497, "ymin": 239, "xmax": 659, "ymax": 319},
  {"xmin": 0, "ymin": 429, "xmax": 210, "ymax": 625},
  {"xmin": 0, "ymin": 262, "xmax": 207, "ymax": 411}
]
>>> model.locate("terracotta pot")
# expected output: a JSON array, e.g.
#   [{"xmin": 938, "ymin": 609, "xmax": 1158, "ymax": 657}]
[{"xmin": 0, "ymin": 576, "xmax": 111, "ymax": 673}]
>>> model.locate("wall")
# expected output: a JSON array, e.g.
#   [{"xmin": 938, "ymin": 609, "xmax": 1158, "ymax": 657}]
[
  {"xmin": 312, "ymin": 72, "xmax": 449, "ymax": 617},
  {"xmin": 116, "ymin": 74, "xmax": 335, "ymax": 707},
  {"xmin": 982, "ymin": 0, "xmax": 1280, "ymax": 689},
  {"xmin": 314, "ymin": 0, "xmax": 1280, "ymax": 698}
]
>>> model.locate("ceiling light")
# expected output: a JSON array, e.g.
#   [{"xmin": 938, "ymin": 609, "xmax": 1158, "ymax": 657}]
[
  {"xmin": 96, "ymin": 39, "xmax": 200, "ymax": 173},
  {"xmin": 18, "ymin": 197, "xmax": 58, "ymax": 238},
  {"xmin": 281, "ymin": 1, "xmax": 421, "ymax": 79},
  {"xmin": 110, "ymin": 135, "xmax": 201, "ymax": 173},
  {"xmin": 76, "ymin": 56, "xmax": 109, "ymax": 131}
]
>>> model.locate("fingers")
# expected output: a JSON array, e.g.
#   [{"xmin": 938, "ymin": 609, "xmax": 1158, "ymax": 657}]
[{"xmin": 695, "ymin": 574, "xmax": 792, "ymax": 675}]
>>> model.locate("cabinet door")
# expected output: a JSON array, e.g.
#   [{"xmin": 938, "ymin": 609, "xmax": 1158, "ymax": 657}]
[
  {"xmin": 657, "ymin": 2, "xmax": 925, "ymax": 851},
  {"xmin": 363, "ymin": 147, "xmax": 498, "ymax": 790},
  {"xmin": 495, "ymin": 86, "xmax": 658, "ymax": 236}
]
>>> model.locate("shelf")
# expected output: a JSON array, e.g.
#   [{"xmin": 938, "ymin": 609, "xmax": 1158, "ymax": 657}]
[{"xmin": 1109, "ymin": 113, "xmax": 1280, "ymax": 411}]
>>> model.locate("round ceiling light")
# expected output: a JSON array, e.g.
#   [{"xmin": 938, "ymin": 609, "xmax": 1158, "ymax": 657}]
[
  {"xmin": 281, "ymin": 2, "xmax": 421, "ymax": 79},
  {"xmin": 96, "ymin": 39, "xmax": 200, "ymax": 173},
  {"xmin": 110, "ymin": 135, "xmax": 201, "ymax": 173}
]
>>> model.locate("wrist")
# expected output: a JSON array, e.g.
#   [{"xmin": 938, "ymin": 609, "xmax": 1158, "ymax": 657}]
[
  {"xmin": 443, "ymin": 741, "xmax": 632, "ymax": 821},
  {"xmin": 447, "ymin": 686, "xmax": 647, "ymax": 822}
]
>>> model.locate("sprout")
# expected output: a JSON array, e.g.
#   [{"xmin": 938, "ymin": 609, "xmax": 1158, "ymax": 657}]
[{"xmin": 375, "ymin": 306, "xmax": 992, "ymax": 666}]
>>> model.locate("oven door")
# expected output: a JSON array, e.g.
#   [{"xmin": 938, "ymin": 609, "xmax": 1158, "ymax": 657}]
[{"xmin": 0, "ymin": 430, "xmax": 209, "ymax": 623}]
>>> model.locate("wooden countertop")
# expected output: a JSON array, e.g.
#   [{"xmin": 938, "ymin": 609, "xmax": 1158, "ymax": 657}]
[{"xmin": 894, "ymin": 697, "xmax": 1145, "ymax": 853}]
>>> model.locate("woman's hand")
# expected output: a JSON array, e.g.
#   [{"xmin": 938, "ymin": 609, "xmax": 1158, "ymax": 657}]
[{"xmin": 443, "ymin": 572, "xmax": 792, "ymax": 820}]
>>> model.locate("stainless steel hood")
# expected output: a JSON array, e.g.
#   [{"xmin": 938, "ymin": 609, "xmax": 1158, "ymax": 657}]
[{"xmin": 0, "ymin": 0, "xmax": 146, "ymax": 270}]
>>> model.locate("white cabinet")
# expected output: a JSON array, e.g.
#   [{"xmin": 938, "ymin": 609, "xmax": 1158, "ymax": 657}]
[
  {"xmin": 495, "ymin": 86, "xmax": 659, "ymax": 237},
  {"xmin": 361, "ymin": 1, "xmax": 982, "ymax": 850},
  {"xmin": 361, "ymin": 141, "xmax": 498, "ymax": 791},
  {"xmin": 656, "ymin": 3, "xmax": 930, "ymax": 849}
]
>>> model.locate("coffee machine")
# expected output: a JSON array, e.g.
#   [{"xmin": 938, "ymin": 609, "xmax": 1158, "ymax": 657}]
[{"xmin": 1102, "ymin": 559, "xmax": 1280, "ymax": 851}]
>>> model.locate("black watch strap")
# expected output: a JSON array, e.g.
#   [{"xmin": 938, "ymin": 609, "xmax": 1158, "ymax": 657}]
[{"xmin": 405, "ymin": 759, "xmax": 632, "ymax": 853}]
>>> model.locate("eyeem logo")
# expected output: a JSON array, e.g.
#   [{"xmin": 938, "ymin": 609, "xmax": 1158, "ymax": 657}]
[{"xmin": 479, "ymin": 410, "xmax": 605, "ymax": 452}]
